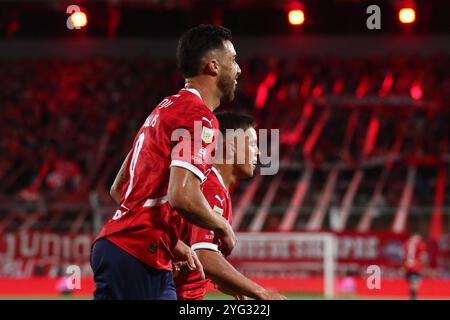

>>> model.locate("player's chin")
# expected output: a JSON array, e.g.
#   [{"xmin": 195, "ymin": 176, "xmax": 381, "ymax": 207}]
[
  {"xmin": 235, "ymin": 165, "xmax": 254, "ymax": 179},
  {"xmin": 242, "ymin": 165, "xmax": 255, "ymax": 179},
  {"xmin": 227, "ymin": 84, "xmax": 237, "ymax": 101},
  {"xmin": 224, "ymin": 91, "xmax": 235, "ymax": 103}
]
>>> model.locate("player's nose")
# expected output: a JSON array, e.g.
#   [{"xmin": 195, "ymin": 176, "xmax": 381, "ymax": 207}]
[{"xmin": 236, "ymin": 64, "xmax": 241, "ymax": 78}]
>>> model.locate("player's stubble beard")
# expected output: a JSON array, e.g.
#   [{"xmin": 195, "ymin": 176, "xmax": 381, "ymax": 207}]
[{"xmin": 217, "ymin": 68, "xmax": 237, "ymax": 103}]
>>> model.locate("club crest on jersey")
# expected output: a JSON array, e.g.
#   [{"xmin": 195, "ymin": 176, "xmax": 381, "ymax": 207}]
[
  {"xmin": 201, "ymin": 126, "xmax": 215, "ymax": 144},
  {"xmin": 213, "ymin": 205, "xmax": 224, "ymax": 216}
]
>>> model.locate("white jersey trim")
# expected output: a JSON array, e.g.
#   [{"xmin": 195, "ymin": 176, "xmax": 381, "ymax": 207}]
[
  {"xmin": 211, "ymin": 166, "xmax": 227, "ymax": 190},
  {"xmin": 170, "ymin": 160, "xmax": 206, "ymax": 183},
  {"xmin": 192, "ymin": 242, "xmax": 219, "ymax": 252},
  {"xmin": 143, "ymin": 195, "xmax": 168, "ymax": 207}
]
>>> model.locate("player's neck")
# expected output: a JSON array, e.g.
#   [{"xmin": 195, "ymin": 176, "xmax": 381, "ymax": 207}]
[
  {"xmin": 184, "ymin": 78, "xmax": 221, "ymax": 111},
  {"xmin": 213, "ymin": 164, "xmax": 235, "ymax": 189}
]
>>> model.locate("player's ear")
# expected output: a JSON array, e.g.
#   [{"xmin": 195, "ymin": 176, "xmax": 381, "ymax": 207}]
[{"xmin": 206, "ymin": 59, "xmax": 220, "ymax": 76}]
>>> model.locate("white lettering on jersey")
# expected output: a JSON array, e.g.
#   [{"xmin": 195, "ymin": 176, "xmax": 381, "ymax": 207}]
[
  {"xmin": 158, "ymin": 98, "xmax": 174, "ymax": 109},
  {"xmin": 112, "ymin": 209, "xmax": 123, "ymax": 220},
  {"xmin": 124, "ymin": 132, "xmax": 145, "ymax": 200},
  {"xmin": 143, "ymin": 114, "xmax": 159, "ymax": 128},
  {"xmin": 205, "ymin": 233, "xmax": 214, "ymax": 240}
]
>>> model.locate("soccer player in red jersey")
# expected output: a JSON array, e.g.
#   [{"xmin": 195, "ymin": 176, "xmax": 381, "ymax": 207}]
[
  {"xmin": 404, "ymin": 233, "xmax": 428, "ymax": 300},
  {"xmin": 175, "ymin": 112, "xmax": 287, "ymax": 300},
  {"xmin": 91, "ymin": 25, "xmax": 241, "ymax": 300}
]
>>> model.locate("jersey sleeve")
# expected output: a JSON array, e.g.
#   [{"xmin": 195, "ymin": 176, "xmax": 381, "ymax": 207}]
[
  {"xmin": 190, "ymin": 186, "xmax": 228, "ymax": 252},
  {"xmin": 169, "ymin": 105, "xmax": 218, "ymax": 183}
]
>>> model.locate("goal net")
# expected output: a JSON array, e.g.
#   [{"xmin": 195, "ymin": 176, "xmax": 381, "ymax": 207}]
[{"xmin": 228, "ymin": 232, "xmax": 338, "ymax": 298}]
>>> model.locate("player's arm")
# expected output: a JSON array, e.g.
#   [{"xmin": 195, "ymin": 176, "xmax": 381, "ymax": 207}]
[
  {"xmin": 167, "ymin": 167, "xmax": 236, "ymax": 256},
  {"xmin": 196, "ymin": 249, "xmax": 287, "ymax": 300},
  {"xmin": 215, "ymin": 284, "xmax": 247, "ymax": 300},
  {"xmin": 173, "ymin": 239, "xmax": 205, "ymax": 280},
  {"xmin": 110, "ymin": 151, "xmax": 130, "ymax": 204}
]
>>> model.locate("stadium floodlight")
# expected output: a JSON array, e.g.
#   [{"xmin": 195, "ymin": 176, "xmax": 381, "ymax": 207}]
[
  {"xmin": 288, "ymin": 10, "xmax": 305, "ymax": 26},
  {"xmin": 399, "ymin": 7, "xmax": 415, "ymax": 24},
  {"xmin": 286, "ymin": 1, "xmax": 305, "ymax": 26},
  {"xmin": 72, "ymin": 12, "xmax": 88, "ymax": 28}
]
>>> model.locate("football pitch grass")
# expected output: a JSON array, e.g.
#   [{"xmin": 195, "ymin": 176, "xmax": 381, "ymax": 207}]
[{"xmin": 0, "ymin": 293, "xmax": 403, "ymax": 300}]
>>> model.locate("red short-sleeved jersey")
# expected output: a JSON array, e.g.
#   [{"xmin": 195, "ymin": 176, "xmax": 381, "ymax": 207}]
[
  {"xmin": 174, "ymin": 167, "xmax": 232, "ymax": 300},
  {"xmin": 94, "ymin": 88, "xmax": 219, "ymax": 271},
  {"xmin": 404, "ymin": 236, "xmax": 427, "ymax": 273}
]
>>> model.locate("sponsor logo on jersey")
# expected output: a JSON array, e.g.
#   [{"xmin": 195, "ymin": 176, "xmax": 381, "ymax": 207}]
[
  {"xmin": 205, "ymin": 233, "xmax": 214, "ymax": 240},
  {"xmin": 213, "ymin": 205, "xmax": 224, "ymax": 216}
]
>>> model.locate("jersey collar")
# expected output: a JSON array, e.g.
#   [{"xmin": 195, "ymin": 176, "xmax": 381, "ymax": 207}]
[{"xmin": 182, "ymin": 88, "xmax": 203, "ymax": 101}]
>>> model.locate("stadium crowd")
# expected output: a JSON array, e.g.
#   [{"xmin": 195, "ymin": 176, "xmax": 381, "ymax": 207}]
[{"xmin": 1, "ymin": 55, "xmax": 449, "ymax": 232}]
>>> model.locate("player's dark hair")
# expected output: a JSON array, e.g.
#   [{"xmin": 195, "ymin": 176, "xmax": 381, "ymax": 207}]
[
  {"xmin": 177, "ymin": 24, "xmax": 232, "ymax": 78},
  {"xmin": 214, "ymin": 111, "xmax": 256, "ymax": 134}
]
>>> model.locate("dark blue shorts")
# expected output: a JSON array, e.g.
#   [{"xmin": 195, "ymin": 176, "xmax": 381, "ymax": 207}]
[
  {"xmin": 406, "ymin": 272, "xmax": 422, "ymax": 284},
  {"xmin": 91, "ymin": 238, "xmax": 176, "ymax": 300}
]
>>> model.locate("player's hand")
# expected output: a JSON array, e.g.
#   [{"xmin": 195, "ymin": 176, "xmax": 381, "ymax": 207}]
[
  {"xmin": 216, "ymin": 219, "xmax": 236, "ymax": 257},
  {"xmin": 173, "ymin": 251, "xmax": 205, "ymax": 280},
  {"xmin": 259, "ymin": 290, "xmax": 288, "ymax": 300},
  {"xmin": 173, "ymin": 240, "xmax": 205, "ymax": 280}
]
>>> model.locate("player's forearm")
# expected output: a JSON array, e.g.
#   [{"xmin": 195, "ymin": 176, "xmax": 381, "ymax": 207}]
[
  {"xmin": 197, "ymin": 250, "xmax": 267, "ymax": 300},
  {"xmin": 215, "ymin": 284, "xmax": 243, "ymax": 299},
  {"xmin": 110, "ymin": 152, "xmax": 130, "ymax": 204},
  {"xmin": 110, "ymin": 187, "xmax": 121, "ymax": 204}
]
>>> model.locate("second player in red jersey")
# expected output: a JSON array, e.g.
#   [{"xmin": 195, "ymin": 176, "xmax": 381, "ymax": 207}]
[
  {"xmin": 175, "ymin": 166, "xmax": 232, "ymax": 299},
  {"xmin": 174, "ymin": 112, "xmax": 287, "ymax": 300}
]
